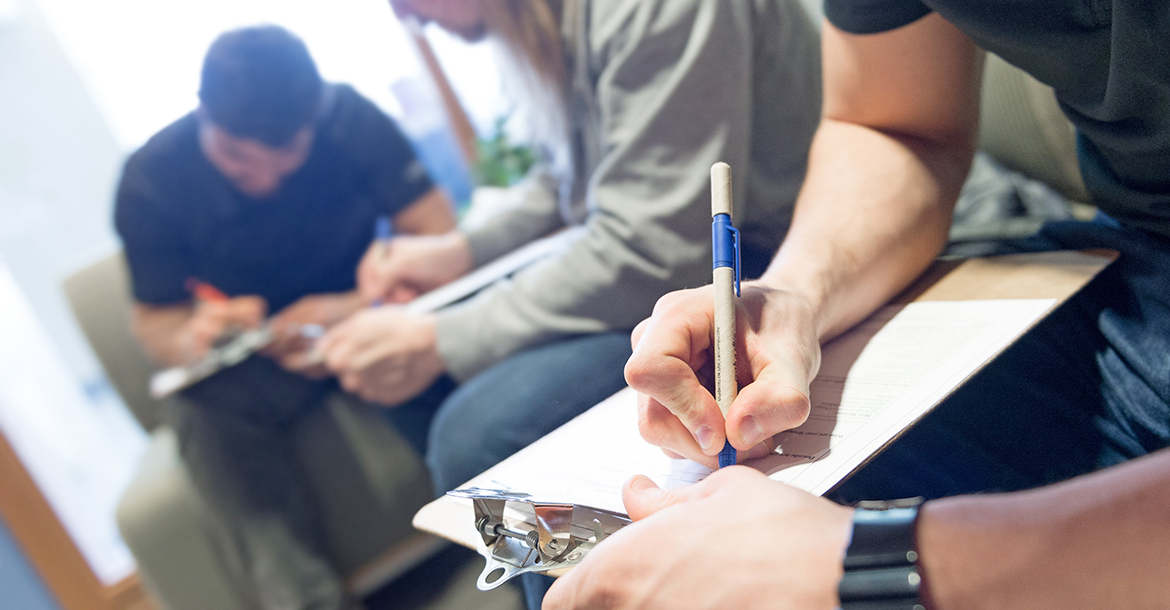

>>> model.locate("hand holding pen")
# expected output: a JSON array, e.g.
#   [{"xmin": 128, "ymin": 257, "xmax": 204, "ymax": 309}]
[
  {"xmin": 183, "ymin": 279, "xmax": 267, "ymax": 362},
  {"xmin": 626, "ymin": 162, "xmax": 819, "ymax": 469},
  {"xmin": 710, "ymin": 162, "xmax": 740, "ymax": 468},
  {"xmin": 356, "ymin": 230, "xmax": 474, "ymax": 305}
]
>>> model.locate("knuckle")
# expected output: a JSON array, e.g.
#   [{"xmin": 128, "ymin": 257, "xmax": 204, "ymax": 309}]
[
  {"xmin": 774, "ymin": 387, "xmax": 812, "ymax": 426},
  {"xmin": 623, "ymin": 354, "xmax": 656, "ymax": 389},
  {"xmin": 661, "ymin": 391, "xmax": 704, "ymax": 426},
  {"xmin": 630, "ymin": 317, "xmax": 650, "ymax": 347},
  {"xmin": 754, "ymin": 386, "xmax": 811, "ymax": 432},
  {"xmin": 652, "ymin": 291, "xmax": 682, "ymax": 314}
]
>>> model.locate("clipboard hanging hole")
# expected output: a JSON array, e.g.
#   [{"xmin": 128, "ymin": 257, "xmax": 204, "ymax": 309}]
[{"xmin": 486, "ymin": 567, "xmax": 506, "ymax": 584}]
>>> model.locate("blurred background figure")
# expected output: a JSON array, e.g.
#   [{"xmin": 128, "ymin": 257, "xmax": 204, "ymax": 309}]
[
  {"xmin": 114, "ymin": 25, "xmax": 455, "ymax": 610},
  {"xmin": 320, "ymin": 1, "xmax": 821, "ymax": 606}
]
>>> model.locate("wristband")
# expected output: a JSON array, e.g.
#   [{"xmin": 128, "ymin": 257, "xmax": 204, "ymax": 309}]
[{"xmin": 838, "ymin": 497, "xmax": 925, "ymax": 610}]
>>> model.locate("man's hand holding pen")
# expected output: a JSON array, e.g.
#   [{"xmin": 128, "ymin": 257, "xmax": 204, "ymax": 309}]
[
  {"xmin": 356, "ymin": 232, "xmax": 474, "ymax": 304},
  {"xmin": 318, "ymin": 307, "xmax": 444, "ymax": 406},
  {"xmin": 266, "ymin": 291, "xmax": 366, "ymax": 378},
  {"xmin": 181, "ymin": 282, "xmax": 267, "ymax": 363},
  {"xmin": 626, "ymin": 281, "xmax": 821, "ymax": 469}
]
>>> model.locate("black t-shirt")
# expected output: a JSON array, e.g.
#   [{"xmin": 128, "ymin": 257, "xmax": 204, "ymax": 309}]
[
  {"xmin": 114, "ymin": 84, "xmax": 433, "ymax": 312},
  {"xmin": 824, "ymin": 0, "xmax": 1170, "ymax": 239}
]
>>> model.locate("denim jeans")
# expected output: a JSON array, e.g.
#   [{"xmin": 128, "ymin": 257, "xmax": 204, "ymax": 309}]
[
  {"xmin": 384, "ymin": 332, "xmax": 634, "ymax": 494},
  {"xmin": 832, "ymin": 218, "xmax": 1170, "ymax": 503}
]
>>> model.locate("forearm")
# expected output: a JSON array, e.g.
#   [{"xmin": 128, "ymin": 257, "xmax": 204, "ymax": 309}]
[
  {"xmin": 761, "ymin": 118, "xmax": 973, "ymax": 342},
  {"xmin": 918, "ymin": 448, "xmax": 1170, "ymax": 609},
  {"xmin": 436, "ymin": 213, "xmax": 707, "ymax": 380},
  {"xmin": 131, "ymin": 303, "xmax": 195, "ymax": 367},
  {"xmin": 327, "ymin": 290, "xmax": 367, "ymax": 318}
]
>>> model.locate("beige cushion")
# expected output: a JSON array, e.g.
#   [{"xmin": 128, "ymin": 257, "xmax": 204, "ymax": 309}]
[
  {"xmin": 64, "ymin": 252, "xmax": 441, "ymax": 608},
  {"xmin": 978, "ymin": 53, "xmax": 1089, "ymax": 203}
]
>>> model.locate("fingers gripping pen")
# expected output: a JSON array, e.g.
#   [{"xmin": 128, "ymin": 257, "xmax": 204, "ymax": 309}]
[{"xmin": 710, "ymin": 162, "xmax": 740, "ymax": 469}]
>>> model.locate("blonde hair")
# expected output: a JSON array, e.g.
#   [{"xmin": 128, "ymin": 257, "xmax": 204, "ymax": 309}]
[{"xmin": 481, "ymin": 0, "xmax": 570, "ymax": 173}]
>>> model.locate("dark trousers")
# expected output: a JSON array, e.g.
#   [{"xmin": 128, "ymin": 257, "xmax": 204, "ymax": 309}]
[
  {"xmin": 832, "ymin": 218, "xmax": 1170, "ymax": 502},
  {"xmin": 171, "ymin": 332, "xmax": 634, "ymax": 610},
  {"xmin": 169, "ymin": 358, "xmax": 364, "ymax": 610}
]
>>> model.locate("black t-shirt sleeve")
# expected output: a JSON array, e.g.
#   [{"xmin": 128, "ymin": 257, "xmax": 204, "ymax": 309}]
[
  {"xmin": 113, "ymin": 156, "xmax": 195, "ymax": 305},
  {"xmin": 334, "ymin": 88, "xmax": 436, "ymax": 218},
  {"xmin": 824, "ymin": 0, "xmax": 933, "ymax": 34}
]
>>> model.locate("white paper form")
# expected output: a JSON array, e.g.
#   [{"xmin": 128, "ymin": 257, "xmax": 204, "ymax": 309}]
[
  {"xmin": 755, "ymin": 298, "xmax": 1055, "ymax": 495},
  {"xmin": 458, "ymin": 299, "xmax": 1056, "ymax": 515},
  {"xmin": 405, "ymin": 227, "xmax": 585, "ymax": 315},
  {"xmin": 464, "ymin": 388, "xmax": 706, "ymax": 514}
]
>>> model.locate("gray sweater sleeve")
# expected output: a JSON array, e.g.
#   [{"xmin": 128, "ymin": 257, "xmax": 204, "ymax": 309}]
[
  {"xmin": 461, "ymin": 170, "xmax": 565, "ymax": 267},
  {"xmin": 436, "ymin": 1, "xmax": 765, "ymax": 381}
]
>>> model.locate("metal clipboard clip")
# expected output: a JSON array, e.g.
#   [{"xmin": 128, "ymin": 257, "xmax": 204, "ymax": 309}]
[{"xmin": 446, "ymin": 487, "xmax": 631, "ymax": 590}]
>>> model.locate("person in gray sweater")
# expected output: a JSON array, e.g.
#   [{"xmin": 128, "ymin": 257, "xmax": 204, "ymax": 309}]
[{"xmin": 320, "ymin": 0, "xmax": 820, "ymax": 560}]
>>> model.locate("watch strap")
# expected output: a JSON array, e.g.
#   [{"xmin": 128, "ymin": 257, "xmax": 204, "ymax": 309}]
[{"xmin": 838, "ymin": 499, "xmax": 925, "ymax": 609}]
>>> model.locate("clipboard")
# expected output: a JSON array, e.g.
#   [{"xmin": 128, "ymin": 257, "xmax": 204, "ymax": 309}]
[
  {"xmin": 148, "ymin": 228, "xmax": 586, "ymax": 399},
  {"xmin": 413, "ymin": 249, "xmax": 1118, "ymax": 589}
]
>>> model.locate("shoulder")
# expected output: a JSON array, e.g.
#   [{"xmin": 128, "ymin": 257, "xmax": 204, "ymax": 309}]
[
  {"xmin": 320, "ymin": 84, "xmax": 403, "ymax": 143},
  {"xmin": 125, "ymin": 113, "xmax": 200, "ymax": 177},
  {"xmin": 115, "ymin": 115, "xmax": 199, "ymax": 232},
  {"xmin": 119, "ymin": 113, "xmax": 202, "ymax": 202},
  {"xmin": 318, "ymin": 83, "xmax": 414, "ymax": 165}
]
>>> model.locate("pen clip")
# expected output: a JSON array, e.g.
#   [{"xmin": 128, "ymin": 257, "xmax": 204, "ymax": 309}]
[
  {"xmin": 711, "ymin": 214, "xmax": 741, "ymax": 297},
  {"xmin": 731, "ymin": 225, "xmax": 741, "ymax": 297}
]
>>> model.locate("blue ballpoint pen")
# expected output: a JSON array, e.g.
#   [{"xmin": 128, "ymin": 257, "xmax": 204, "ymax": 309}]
[
  {"xmin": 371, "ymin": 215, "xmax": 392, "ymax": 307},
  {"xmin": 710, "ymin": 162, "xmax": 740, "ymax": 469}
]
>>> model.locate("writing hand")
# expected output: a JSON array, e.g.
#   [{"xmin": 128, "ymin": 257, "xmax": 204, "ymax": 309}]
[
  {"xmin": 356, "ymin": 232, "xmax": 473, "ymax": 304},
  {"xmin": 318, "ymin": 307, "xmax": 445, "ymax": 405},
  {"xmin": 264, "ymin": 292, "xmax": 363, "ymax": 377},
  {"xmin": 625, "ymin": 282, "xmax": 821, "ymax": 468},
  {"xmin": 182, "ymin": 295, "xmax": 267, "ymax": 362},
  {"xmin": 543, "ymin": 467, "xmax": 853, "ymax": 610}
]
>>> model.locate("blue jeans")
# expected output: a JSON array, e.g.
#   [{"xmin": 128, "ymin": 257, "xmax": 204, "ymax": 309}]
[
  {"xmin": 832, "ymin": 218, "xmax": 1170, "ymax": 503},
  {"xmin": 386, "ymin": 331, "xmax": 634, "ymax": 494}
]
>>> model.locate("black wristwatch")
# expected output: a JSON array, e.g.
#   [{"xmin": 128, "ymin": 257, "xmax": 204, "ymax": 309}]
[{"xmin": 838, "ymin": 497, "xmax": 926, "ymax": 610}]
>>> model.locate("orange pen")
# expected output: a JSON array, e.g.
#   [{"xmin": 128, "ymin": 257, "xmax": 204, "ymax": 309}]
[{"xmin": 186, "ymin": 278, "xmax": 230, "ymax": 303}]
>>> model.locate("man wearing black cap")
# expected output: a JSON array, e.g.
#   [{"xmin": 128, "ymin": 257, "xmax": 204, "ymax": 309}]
[{"xmin": 115, "ymin": 25, "xmax": 454, "ymax": 610}]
